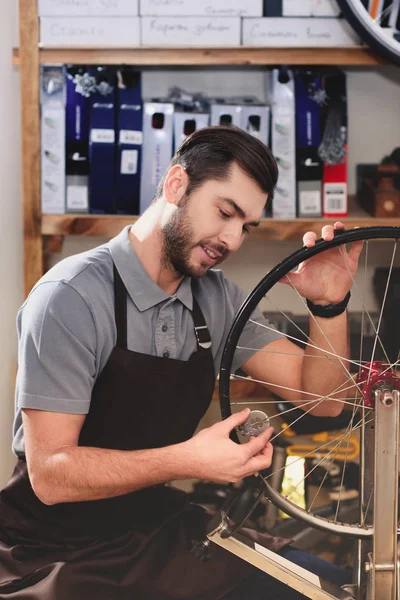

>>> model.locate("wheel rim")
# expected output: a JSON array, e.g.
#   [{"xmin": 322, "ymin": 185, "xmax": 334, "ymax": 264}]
[{"xmin": 219, "ymin": 226, "xmax": 400, "ymax": 538}]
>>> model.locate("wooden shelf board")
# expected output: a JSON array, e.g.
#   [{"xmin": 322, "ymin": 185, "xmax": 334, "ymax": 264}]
[
  {"xmin": 41, "ymin": 212, "xmax": 400, "ymax": 241},
  {"xmin": 13, "ymin": 46, "xmax": 388, "ymax": 66}
]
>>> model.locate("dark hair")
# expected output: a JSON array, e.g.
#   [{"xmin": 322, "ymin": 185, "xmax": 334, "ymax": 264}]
[{"xmin": 154, "ymin": 125, "xmax": 278, "ymax": 203}]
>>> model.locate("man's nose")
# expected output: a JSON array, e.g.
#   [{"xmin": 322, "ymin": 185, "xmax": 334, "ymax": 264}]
[{"xmin": 219, "ymin": 225, "xmax": 243, "ymax": 253}]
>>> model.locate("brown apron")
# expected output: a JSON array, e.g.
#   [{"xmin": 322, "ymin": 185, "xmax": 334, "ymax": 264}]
[{"xmin": 0, "ymin": 265, "xmax": 289, "ymax": 599}]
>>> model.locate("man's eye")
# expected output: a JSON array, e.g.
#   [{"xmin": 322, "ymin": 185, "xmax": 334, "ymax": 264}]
[
  {"xmin": 243, "ymin": 225, "xmax": 251, "ymax": 234},
  {"xmin": 219, "ymin": 210, "xmax": 231, "ymax": 219}
]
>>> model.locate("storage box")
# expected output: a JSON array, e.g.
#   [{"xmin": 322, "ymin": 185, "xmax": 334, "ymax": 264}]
[
  {"xmin": 320, "ymin": 71, "xmax": 348, "ymax": 217},
  {"xmin": 40, "ymin": 66, "xmax": 66, "ymax": 214},
  {"xmin": 40, "ymin": 16, "xmax": 141, "ymax": 46},
  {"xmin": 242, "ymin": 17, "xmax": 360, "ymax": 46},
  {"xmin": 210, "ymin": 100, "xmax": 242, "ymax": 128},
  {"xmin": 115, "ymin": 69, "xmax": 143, "ymax": 215},
  {"xmin": 141, "ymin": 17, "xmax": 241, "ymax": 46},
  {"xmin": 269, "ymin": 68, "xmax": 296, "ymax": 218},
  {"xmin": 283, "ymin": 0, "xmax": 341, "ymax": 17},
  {"xmin": 140, "ymin": 0, "xmax": 262, "ymax": 17},
  {"xmin": 357, "ymin": 163, "xmax": 400, "ymax": 218},
  {"xmin": 39, "ymin": 0, "xmax": 139, "ymax": 16},
  {"xmin": 140, "ymin": 101, "xmax": 174, "ymax": 214},
  {"xmin": 88, "ymin": 67, "xmax": 117, "ymax": 214},
  {"xmin": 239, "ymin": 100, "xmax": 270, "ymax": 146},
  {"xmin": 295, "ymin": 72, "xmax": 323, "ymax": 217},
  {"xmin": 173, "ymin": 111, "xmax": 209, "ymax": 152},
  {"xmin": 65, "ymin": 65, "xmax": 92, "ymax": 213}
]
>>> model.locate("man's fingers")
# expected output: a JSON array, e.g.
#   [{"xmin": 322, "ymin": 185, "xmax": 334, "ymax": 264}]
[
  {"xmin": 303, "ymin": 231, "xmax": 317, "ymax": 248},
  {"xmin": 348, "ymin": 239, "xmax": 364, "ymax": 262},
  {"xmin": 333, "ymin": 221, "xmax": 345, "ymax": 231},
  {"xmin": 244, "ymin": 427, "xmax": 274, "ymax": 458},
  {"xmin": 245, "ymin": 447, "xmax": 274, "ymax": 474},
  {"xmin": 218, "ymin": 408, "xmax": 251, "ymax": 434}
]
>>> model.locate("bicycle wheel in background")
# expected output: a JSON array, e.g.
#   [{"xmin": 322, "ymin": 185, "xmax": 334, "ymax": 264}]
[{"xmin": 337, "ymin": 0, "xmax": 400, "ymax": 65}]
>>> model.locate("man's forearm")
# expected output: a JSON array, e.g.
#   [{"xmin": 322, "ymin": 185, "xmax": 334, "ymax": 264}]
[
  {"xmin": 302, "ymin": 311, "xmax": 350, "ymax": 416},
  {"xmin": 32, "ymin": 442, "xmax": 196, "ymax": 505}
]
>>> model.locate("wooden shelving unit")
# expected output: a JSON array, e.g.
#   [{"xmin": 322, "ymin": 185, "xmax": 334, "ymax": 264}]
[
  {"xmin": 13, "ymin": 45, "xmax": 388, "ymax": 67},
  {"xmin": 41, "ymin": 210, "xmax": 399, "ymax": 241},
  {"xmin": 17, "ymin": 1, "xmax": 398, "ymax": 299}
]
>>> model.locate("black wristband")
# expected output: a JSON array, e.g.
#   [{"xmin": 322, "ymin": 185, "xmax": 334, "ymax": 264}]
[{"xmin": 306, "ymin": 291, "xmax": 351, "ymax": 318}]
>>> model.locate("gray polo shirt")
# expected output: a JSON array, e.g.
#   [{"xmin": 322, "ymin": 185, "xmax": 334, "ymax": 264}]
[{"xmin": 12, "ymin": 226, "xmax": 281, "ymax": 456}]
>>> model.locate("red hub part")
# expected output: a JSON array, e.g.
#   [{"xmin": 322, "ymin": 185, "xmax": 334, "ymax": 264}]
[{"xmin": 356, "ymin": 361, "xmax": 400, "ymax": 407}]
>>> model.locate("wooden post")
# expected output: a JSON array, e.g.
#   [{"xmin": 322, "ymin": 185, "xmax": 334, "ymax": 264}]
[{"xmin": 19, "ymin": 0, "xmax": 42, "ymax": 296}]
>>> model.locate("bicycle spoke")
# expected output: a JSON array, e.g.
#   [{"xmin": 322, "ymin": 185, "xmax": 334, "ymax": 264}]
[
  {"xmin": 388, "ymin": 0, "xmax": 400, "ymax": 28},
  {"xmin": 284, "ymin": 415, "xmax": 374, "ymax": 503},
  {"xmin": 265, "ymin": 415, "xmax": 373, "ymax": 484},
  {"xmin": 284, "ymin": 265, "xmax": 361, "ymax": 397},
  {"xmin": 268, "ymin": 399, "xmax": 329, "ymax": 420},
  {"xmin": 361, "ymin": 489, "xmax": 374, "ymax": 527},
  {"xmin": 237, "ymin": 345, "xmax": 326, "ymax": 360},
  {"xmin": 358, "ymin": 240, "xmax": 368, "ymax": 368},
  {"xmin": 366, "ymin": 241, "xmax": 398, "ymax": 384},
  {"xmin": 248, "ymin": 319, "xmax": 366, "ymax": 373},
  {"xmin": 337, "ymin": 245, "xmax": 394, "ymax": 368},
  {"xmin": 334, "ymin": 406, "xmax": 361, "ymax": 521},
  {"xmin": 375, "ymin": 3, "xmax": 396, "ymax": 24},
  {"xmin": 262, "ymin": 293, "xmax": 370, "ymax": 384},
  {"xmin": 306, "ymin": 405, "xmax": 363, "ymax": 514},
  {"xmin": 237, "ymin": 344, "xmax": 378, "ymax": 365},
  {"xmin": 232, "ymin": 372, "xmax": 367, "ymax": 408}
]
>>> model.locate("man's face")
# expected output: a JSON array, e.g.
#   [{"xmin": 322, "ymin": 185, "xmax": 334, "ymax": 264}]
[{"xmin": 162, "ymin": 163, "xmax": 267, "ymax": 278}]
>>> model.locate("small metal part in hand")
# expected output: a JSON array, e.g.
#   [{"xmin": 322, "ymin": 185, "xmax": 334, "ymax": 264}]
[
  {"xmin": 238, "ymin": 410, "xmax": 270, "ymax": 437},
  {"xmin": 191, "ymin": 539, "xmax": 212, "ymax": 562}
]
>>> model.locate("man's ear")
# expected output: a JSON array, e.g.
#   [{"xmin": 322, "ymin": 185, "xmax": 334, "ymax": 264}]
[{"xmin": 163, "ymin": 165, "xmax": 189, "ymax": 206}]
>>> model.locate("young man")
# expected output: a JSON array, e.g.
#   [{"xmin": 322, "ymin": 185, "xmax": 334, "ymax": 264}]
[{"xmin": 0, "ymin": 127, "xmax": 361, "ymax": 599}]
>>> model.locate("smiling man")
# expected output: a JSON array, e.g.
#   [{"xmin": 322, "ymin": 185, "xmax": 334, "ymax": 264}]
[{"xmin": 0, "ymin": 126, "xmax": 360, "ymax": 599}]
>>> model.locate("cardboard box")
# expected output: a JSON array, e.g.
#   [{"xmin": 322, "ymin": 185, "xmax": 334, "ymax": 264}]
[
  {"xmin": 242, "ymin": 17, "xmax": 360, "ymax": 46},
  {"xmin": 40, "ymin": 65, "xmax": 66, "ymax": 214},
  {"xmin": 140, "ymin": 101, "xmax": 174, "ymax": 214},
  {"xmin": 141, "ymin": 17, "xmax": 241, "ymax": 46},
  {"xmin": 39, "ymin": 0, "xmax": 139, "ymax": 16},
  {"xmin": 283, "ymin": 0, "xmax": 341, "ymax": 17},
  {"xmin": 295, "ymin": 72, "xmax": 323, "ymax": 217},
  {"xmin": 270, "ymin": 68, "xmax": 296, "ymax": 218},
  {"xmin": 239, "ymin": 100, "xmax": 270, "ymax": 146},
  {"xmin": 210, "ymin": 101, "xmax": 242, "ymax": 127},
  {"xmin": 40, "ymin": 16, "xmax": 140, "ymax": 46},
  {"xmin": 173, "ymin": 111, "xmax": 209, "ymax": 152},
  {"xmin": 88, "ymin": 67, "xmax": 117, "ymax": 214},
  {"xmin": 140, "ymin": 0, "xmax": 262, "ymax": 17},
  {"xmin": 115, "ymin": 69, "xmax": 143, "ymax": 215},
  {"xmin": 65, "ymin": 65, "xmax": 92, "ymax": 213}
]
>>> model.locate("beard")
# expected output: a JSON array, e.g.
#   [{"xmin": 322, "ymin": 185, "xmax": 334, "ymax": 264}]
[{"xmin": 162, "ymin": 195, "xmax": 227, "ymax": 279}]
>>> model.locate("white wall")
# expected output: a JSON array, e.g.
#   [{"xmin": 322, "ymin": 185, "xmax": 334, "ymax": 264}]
[
  {"xmin": 0, "ymin": 0, "xmax": 23, "ymax": 485},
  {"xmin": 1, "ymin": 2, "xmax": 400, "ymax": 486}
]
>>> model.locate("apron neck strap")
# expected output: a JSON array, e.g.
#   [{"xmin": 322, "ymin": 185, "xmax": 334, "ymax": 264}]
[
  {"xmin": 113, "ymin": 264, "xmax": 128, "ymax": 349},
  {"xmin": 191, "ymin": 294, "xmax": 212, "ymax": 350}
]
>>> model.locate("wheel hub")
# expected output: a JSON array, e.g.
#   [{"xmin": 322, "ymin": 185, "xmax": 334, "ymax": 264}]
[{"xmin": 356, "ymin": 361, "xmax": 400, "ymax": 407}]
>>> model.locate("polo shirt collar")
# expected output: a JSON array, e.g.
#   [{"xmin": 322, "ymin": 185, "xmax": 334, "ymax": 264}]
[{"xmin": 109, "ymin": 226, "xmax": 193, "ymax": 312}]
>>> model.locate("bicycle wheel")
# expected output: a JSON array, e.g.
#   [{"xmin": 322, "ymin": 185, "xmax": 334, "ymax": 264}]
[
  {"xmin": 338, "ymin": 0, "xmax": 400, "ymax": 65},
  {"xmin": 219, "ymin": 226, "xmax": 400, "ymax": 539}
]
